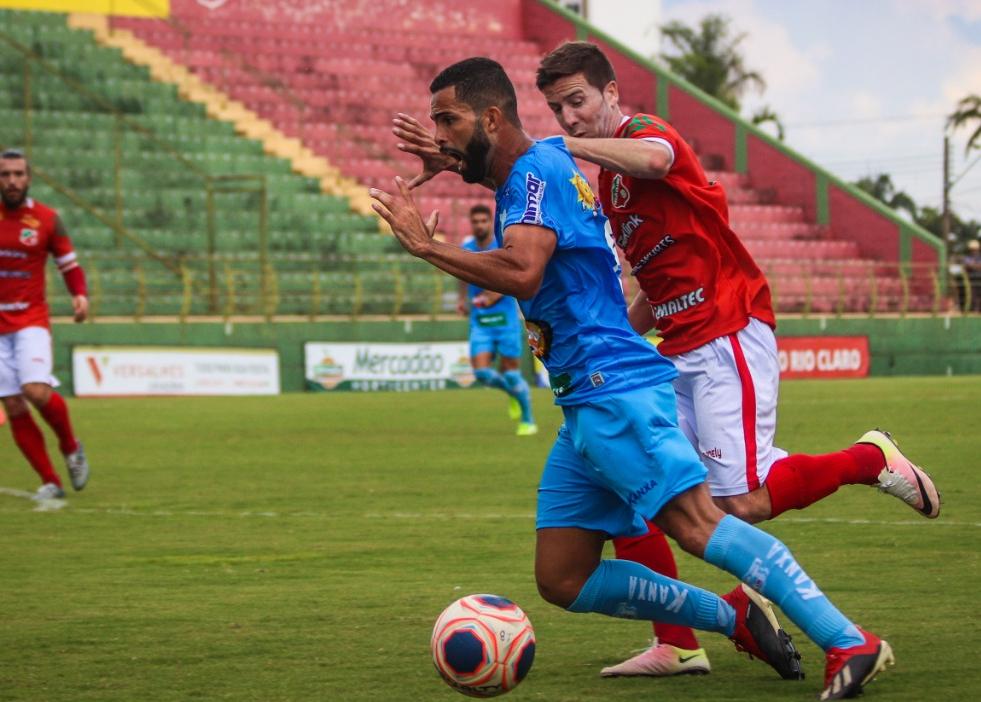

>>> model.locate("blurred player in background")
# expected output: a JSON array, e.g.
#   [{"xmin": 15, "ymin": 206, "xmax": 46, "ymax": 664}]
[
  {"xmin": 378, "ymin": 57, "xmax": 899, "ymax": 700},
  {"xmin": 0, "ymin": 149, "xmax": 90, "ymax": 501},
  {"xmin": 535, "ymin": 42, "xmax": 940, "ymax": 681},
  {"xmin": 458, "ymin": 204, "xmax": 536, "ymax": 436}
]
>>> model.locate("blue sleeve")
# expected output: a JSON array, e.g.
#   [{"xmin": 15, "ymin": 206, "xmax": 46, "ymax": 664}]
[{"xmin": 501, "ymin": 159, "xmax": 562, "ymax": 243}]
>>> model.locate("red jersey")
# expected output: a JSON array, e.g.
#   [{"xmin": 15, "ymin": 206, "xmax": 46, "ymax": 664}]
[
  {"xmin": 0, "ymin": 198, "xmax": 81, "ymax": 334},
  {"xmin": 597, "ymin": 114, "xmax": 775, "ymax": 356}
]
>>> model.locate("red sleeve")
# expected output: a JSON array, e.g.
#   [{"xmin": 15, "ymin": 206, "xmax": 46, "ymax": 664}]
[
  {"xmin": 50, "ymin": 214, "xmax": 87, "ymax": 296},
  {"xmin": 621, "ymin": 114, "xmax": 680, "ymax": 149}
]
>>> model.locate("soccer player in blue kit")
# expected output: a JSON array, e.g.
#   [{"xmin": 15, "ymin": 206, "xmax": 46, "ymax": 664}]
[
  {"xmin": 459, "ymin": 204, "xmax": 537, "ymax": 436},
  {"xmin": 371, "ymin": 58, "xmax": 893, "ymax": 700}
]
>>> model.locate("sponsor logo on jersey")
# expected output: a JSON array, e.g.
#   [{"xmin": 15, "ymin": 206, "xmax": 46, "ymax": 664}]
[
  {"xmin": 701, "ymin": 447, "xmax": 722, "ymax": 461},
  {"xmin": 653, "ymin": 287, "xmax": 705, "ymax": 320},
  {"xmin": 568, "ymin": 172, "xmax": 597, "ymax": 212},
  {"xmin": 0, "ymin": 302, "xmax": 29, "ymax": 311},
  {"xmin": 630, "ymin": 234, "xmax": 675, "ymax": 275},
  {"xmin": 20, "ymin": 215, "xmax": 40, "ymax": 229},
  {"xmin": 524, "ymin": 318, "xmax": 552, "ymax": 360},
  {"xmin": 19, "ymin": 228, "xmax": 39, "ymax": 246},
  {"xmin": 0, "ymin": 249, "xmax": 28, "ymax": 259},
  {"xmin": 0, "ymin": 271, "xmax": 30, "ymax": 279},
  {"xmin": 549, "ymin": 371, "xmax": 572, "ymax": 398},
  {"xmin": 520, "ymin": 172, "xmax": 545, "ymax": 225},
  {"xmin": 618, "ymin": 214, "xmax": 644, "ymax": 248},
  {"xmin": 611, "ymin": 173, "xmax": 630, "ymax": 208},
  {"xmin": 589, "ymin": 371, "xmax": 604, "ymax": 388}
]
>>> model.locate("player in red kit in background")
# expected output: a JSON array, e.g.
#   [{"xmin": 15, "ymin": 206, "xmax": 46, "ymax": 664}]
[
  {"xmin": 0, "ymin": 150, "xmax": 90, "ymax": 501},
  {"xmin": 535, "ymin": 43, "xmax": 939, "ymax": 690}
]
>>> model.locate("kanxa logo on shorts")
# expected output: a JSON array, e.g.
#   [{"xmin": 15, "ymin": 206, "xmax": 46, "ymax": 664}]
[
  {"xmin": 19, "ymin": 228, "xmax": 38, "ymax": 246},
  {"xmin": 611, "ymin": 174, "xmax": 630, "ymax": 209}
]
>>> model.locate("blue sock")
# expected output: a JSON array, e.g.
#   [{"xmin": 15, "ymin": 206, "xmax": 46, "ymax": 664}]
[
  {"xmin": 474, "ymin": 367, "xmax": 508, "ymax": 392},
  {"xmin": 502, "ymin": 370, "xmax": 534, "ymax": 423},
  {"xmin": 704, "ymin": 515, "xmax": 864, "ymax": 651},
  {"xmin": 567, "ymin": 559, "xmax": 736, "ymax": 636}
]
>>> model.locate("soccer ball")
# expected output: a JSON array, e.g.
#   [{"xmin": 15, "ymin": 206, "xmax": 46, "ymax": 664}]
[{"xmin": 431, "ymin": 594, "xmax": 536, "ymax": 697}]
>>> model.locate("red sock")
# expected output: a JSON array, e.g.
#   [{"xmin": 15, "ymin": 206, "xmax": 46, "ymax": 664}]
[
  {"xmin": 766, "ymin": 444, "xmax": 885, "ymax": 518},
  {"xmin": 10, "ymin": 411, "xmax": 61, "ymax": 487},
  {"xmin": 613, "ymin": 522, "xmax": 701, "ymax": 650},
  {"xmin": 38, "ymin": 392, "xmax": 78, "ymax": 455}
]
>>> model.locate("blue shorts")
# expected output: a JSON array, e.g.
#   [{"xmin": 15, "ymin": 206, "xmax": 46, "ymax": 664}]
[
  {"xmin": 469, "ymin": 322, "xmax": 524, "ymax": 359},
  {"xmin": 536, "ymin": 383, "xmax": 708, "ymax": 538}
]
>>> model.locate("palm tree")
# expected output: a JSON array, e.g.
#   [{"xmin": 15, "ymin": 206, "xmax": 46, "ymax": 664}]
[
  {"xmin": 854, "ymin": 173, "xmax": 918, "ymax": 221},
  {"xmin": 659, "ymin": 14, "xmax": 765, "ymax": 111},
  {"xmin": 947, "ymin": 94, "xmax": 981, "ymax": 153},
  {"xmin": 751, "ymin": 105, "xmax": 785, "ymax": 141}
]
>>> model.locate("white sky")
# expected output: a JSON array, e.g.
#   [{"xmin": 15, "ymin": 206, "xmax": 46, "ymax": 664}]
[{"xmin": 658, "ymin": 0, "xmax": 981, "ymax": 222}]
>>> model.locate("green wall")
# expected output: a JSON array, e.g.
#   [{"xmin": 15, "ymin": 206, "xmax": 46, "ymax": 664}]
[{"xmin": 51, "ymin": 316, "xmax": 981, "ymax": 394}]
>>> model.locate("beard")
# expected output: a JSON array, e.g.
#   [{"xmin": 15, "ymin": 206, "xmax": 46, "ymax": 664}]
[
  {"xmin": 1, "ymin": 184, "xmax": 27, "ymax": 209},
  {"xmin": 459, "ymin": 124, "xmax": 491, "ymax": 184}
]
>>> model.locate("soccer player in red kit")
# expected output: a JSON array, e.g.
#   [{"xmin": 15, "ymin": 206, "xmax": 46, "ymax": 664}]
[
  {"xmin": 0, "ymin": 150, "xmax": 90, "ymax": 500},
  {"xmin": 536, "ymin": 44, "xmax": 937, "ymax": 695}
]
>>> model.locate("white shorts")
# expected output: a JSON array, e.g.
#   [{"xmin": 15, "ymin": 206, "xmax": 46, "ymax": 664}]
[
  {"xmin": 0, "ymin": 326, "xmax": 58, "ymax": 397},
  {"xmin": 667, "ymin": 317, "xmax": 787, "ymax": 497}
]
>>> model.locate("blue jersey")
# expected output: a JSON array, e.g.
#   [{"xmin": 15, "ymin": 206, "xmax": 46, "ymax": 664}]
[
  {"xmin": 461, "ymin": 236, "xmax": 521, "ymax": 329},
  {"xmin": 494, "ymin": 138, "xmax": 677, "ymax": 404}
]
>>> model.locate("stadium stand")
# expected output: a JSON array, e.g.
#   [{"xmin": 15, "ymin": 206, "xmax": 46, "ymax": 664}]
[
  {"xmin": 0, "ymin": 7, "xmax": 450, "ymax": 319},
  {"xmin": 1, "ymin": 1, "xmax": 946, "ymax": 316}
]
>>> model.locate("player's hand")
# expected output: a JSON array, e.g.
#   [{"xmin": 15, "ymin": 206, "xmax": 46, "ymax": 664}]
[
  {"xmin": 72, "ymin": 295, "xmax": 89, "ymax": 323},
  {"xmin": 370, "ymin": 177, "xmax": 439, "ymax": 257},
  {"xmin": 393, "ymin": 113, "xmax": 458, "ymax": 189}
]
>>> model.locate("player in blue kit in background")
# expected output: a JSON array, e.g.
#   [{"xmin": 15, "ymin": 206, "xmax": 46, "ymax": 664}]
[
  {"xmin": 459, "ymin": 204, "xmax": 537, "ymax": 436},
  {"xmin": 373, "ymin": 58, "xmax": 895, "ymax": 700}
]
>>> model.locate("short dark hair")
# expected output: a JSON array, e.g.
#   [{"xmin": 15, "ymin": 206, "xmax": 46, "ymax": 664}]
[
  {"xmin": 430, "ymin": 57, "xmax": 521, "ymax": 127},
  {"xmin": 0, "ymin": 149, "xmax": 30, "ymax": 174},
  {"xmin": 536, "ymin": 41, "xmax": 616, "ymax": 92},
  {"xmin": 469, "ymin": 204, "xmax": 492, "ymax": 217}
]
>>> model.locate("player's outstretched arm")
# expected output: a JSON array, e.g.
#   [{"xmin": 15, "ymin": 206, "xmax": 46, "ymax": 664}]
[
  {"xmin": 563, "ymin": 136, "xmax": 672, "ymax": 180},
  {"xmin": 392, "ymin": 113, "xmax": 459, "ymax": 189},
  {"xmin": 370, "ymin": 177, "xmax": 555, "ymax": 299}
]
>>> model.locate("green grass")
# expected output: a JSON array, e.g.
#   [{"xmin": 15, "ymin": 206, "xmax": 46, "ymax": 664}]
[{"xmin": 1, "ymin": 377, "xmax": 978, "ymax": 701}]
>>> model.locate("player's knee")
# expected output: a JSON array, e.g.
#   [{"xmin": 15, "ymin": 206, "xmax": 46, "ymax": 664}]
[
  {"xmin": 21, "ymin": 383, "xmax": 51, "ymax": 407},
  {"xmin": 535, "ymin": 572, "xmax": 585, "ymax": 609},
  {"xmin": 2, "ymin": 394, "xmax": 29, "ymax": 417}
]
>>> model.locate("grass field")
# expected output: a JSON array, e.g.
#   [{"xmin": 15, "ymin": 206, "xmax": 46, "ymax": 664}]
[{"xmin": 1, "ymin": 376, "xmax": 978, "ymax": 702}]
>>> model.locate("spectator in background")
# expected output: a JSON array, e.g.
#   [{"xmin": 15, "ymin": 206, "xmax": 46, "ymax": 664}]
[{"xmin": 0, "ymin": 149, "xmax": 90, "ymax": 500}]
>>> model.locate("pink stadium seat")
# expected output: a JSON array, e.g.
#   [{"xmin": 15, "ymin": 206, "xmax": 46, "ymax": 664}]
[{"xmin": 110, "ymin": 1, "xmax": 920, "ymax": 312}]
